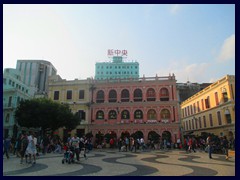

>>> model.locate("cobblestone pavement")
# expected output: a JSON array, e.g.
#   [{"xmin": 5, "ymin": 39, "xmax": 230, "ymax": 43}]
[{"xmin": 3, "ymin": 149, "xmax": 235, "ymax": 176}]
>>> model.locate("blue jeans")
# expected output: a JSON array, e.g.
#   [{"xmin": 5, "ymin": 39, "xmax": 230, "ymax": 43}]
[{"xmin": 208, "ymin": 145, "xmax": 212, "ymax": 158}]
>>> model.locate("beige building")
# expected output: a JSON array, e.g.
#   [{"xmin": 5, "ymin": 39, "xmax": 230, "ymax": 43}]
[
  {"xmin": 48, "ymin": 76, "xmax": 92, "ymax": 141},
  {"xmin": 181, "ymin": 75, "xmax": 235, "ymax": 140}
]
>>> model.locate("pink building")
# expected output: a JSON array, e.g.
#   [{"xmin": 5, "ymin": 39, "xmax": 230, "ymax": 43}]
[{"xmin": 89, "ymin": 74, "xmax": 181, "ymax": 144}]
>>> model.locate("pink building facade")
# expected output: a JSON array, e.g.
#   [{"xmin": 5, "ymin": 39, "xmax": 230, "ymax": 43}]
[{"xmin": 89, "ymin": 74, "xmax": 181, "ymax": 144}]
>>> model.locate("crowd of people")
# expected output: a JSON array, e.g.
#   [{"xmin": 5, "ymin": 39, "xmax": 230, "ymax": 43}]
[
  {"xmin": 183, "ymin": 135, "xmax": 234, "ymax": 159},
  {"xmin": 3, "ymin": 132, "xmax": 93, "ymax": 164},
  {"xmin": 3, "ymin": 132, "xmax": 235, "ymax": 164}
]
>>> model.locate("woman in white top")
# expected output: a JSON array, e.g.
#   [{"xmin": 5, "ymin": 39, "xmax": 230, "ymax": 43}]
[{"xmin": 25, "ymin": 132, "xmax": 37, "ymax": 164}]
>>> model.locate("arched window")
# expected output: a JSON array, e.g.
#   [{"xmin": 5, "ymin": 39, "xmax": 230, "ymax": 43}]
[
  {"xmin": 96, "ymin": 90, "xmax": 104, "ymax": 103},
  {"xmin": 133, "ymin": 89, "xmax": 142, "ymax": 102},
  {"xmin": 109, "ymin": 89, "xmax": 117, "ymax": 103},
  {"xmin": 134, "ymin": 110, "xmax": 143, "ymax": 119},
  {"xmin": 147, "ymin": 109, "xmax": 156, "ymax": 120},
  {"xmin": 121, "ymin": 110, "xmax": 130, "ymax": 119},
  {"xmin": 147, "ymin": 88, "xmax": 156, "ymax": 101},
  {"xmin": 160, "ymin": 88, "xmax": 169, "ymax": 101},
  {"xmin": 96, "ymin": 110, "xmax": 104, "ymax": 119},
  {"xmin": 108, "ymin": 110, "xmax": 117, "ymax": 119},
  {"xmin": 121, "ymin": 89, "xmax": 129, "ymax": 102},
  {"xmin": 160, "ymin": 109, "xmax": 170, "ymax": 119}
]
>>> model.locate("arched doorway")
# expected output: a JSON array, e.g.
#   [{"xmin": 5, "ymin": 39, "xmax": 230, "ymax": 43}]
[
  {"xmin": 162, "ymin": 131, "xmax": 172, "ymax": 148},
  {"xmin": 162, "ymin": 131, "xmax": 171, "ymax": 142},
  {"xmin": 148, "ymin": 131, "xmax": 161, "ymax": 143},
  {"xmin": 121, "ymin": 131, "xmax": 130, "ymax": 139},
  {"xmin": 95, "ymin": 131, "xmax": 104, "ymax": 147},
  {"xmin": 104, "ymin": 131, "xmax": 117, "ymax": 148},
  {"xmin": 131, "ymin": 130, "xmax": 144, "ymax": 139}
]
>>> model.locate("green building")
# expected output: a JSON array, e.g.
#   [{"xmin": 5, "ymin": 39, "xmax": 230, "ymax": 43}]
[
  {"xmin": 3, "ymin": 68, "xmax": 35, "ymax": 138},
  {"xmin": 95, "ymin": 56, "xmax": 139, "ymax": 80}
]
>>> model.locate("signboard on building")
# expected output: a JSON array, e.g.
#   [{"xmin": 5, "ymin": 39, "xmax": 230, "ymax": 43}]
[
  {"xmin": 147, "ymin": 120, "xmax": 157, "ymax": 124},
  {"xmin": 108, "ymin": 49, "xmax": 128, "ymax": 57},
  {"xmin": 162, "ymin": 119, "xmax": 169, "ymax": 123}
]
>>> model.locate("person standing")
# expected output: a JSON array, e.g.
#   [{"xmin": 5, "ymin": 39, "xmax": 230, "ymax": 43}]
[
  {"xmin": 206, "ymin": 135, "xmax": 213, "ymax": 159},
  {"xmin": 163, "ymin": 139, "xmax": 167, "ymax": 151},
  {"xmin": 125, "ymin": 137, "xmax": 129, "ymax": 152}
]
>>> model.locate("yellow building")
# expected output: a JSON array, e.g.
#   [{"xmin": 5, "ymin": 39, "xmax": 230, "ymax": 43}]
[
  {"xmin": 48, "ymin": 75, "xmax": 92, "ymax": 141},
  {"xmin": 181, "ymin": 75, "xmax": 235, "ymax": 140}
]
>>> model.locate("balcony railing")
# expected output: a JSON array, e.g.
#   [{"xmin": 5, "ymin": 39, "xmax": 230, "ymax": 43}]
[{"xmin": 3, "ymin": 103, "xmax": 17, "ymax": 109}]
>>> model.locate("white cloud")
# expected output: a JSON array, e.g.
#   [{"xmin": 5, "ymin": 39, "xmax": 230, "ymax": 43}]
[
  {"xmin": 217, "ymin": 34, "xmax": 235, "ymax": 62},
  {"xmin": 170, "ymin": 4, "xmax": 181, "ymax": 14},
  {"xmin": 209, "ymin": 78, "xmax": 218, "ymax": 83},
  {"xmin": 156, "ymin": 60, "xmax": 210, "ymax": 83}
]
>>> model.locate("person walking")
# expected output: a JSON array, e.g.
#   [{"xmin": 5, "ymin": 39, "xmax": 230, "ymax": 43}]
[
  {"xmin": 79, "ymin": 137, "xmax": 87, "ymax": 160},
  {"xmin": 25, "ymin": 132, "xmax": 37, "ymax": 164},
  {"xmin": 70, "ymin": 134, "xmax": 80, "ymax": 161},
  {"xmin": 42, "ymin": 133, "xmax": 50, "ymax": 155},
  {"xmin": 118, "ymin": 138, "xmax": 123, "ymax": 152},
  {"xmin": 222, "ymin": 136, "xmax": 229, "ymax": 160},
  {"xmin": 3, "ymin": 136, "xmax": 11, "ymax": 159},
  {"xmin": 192, "ymin": 137, "xmax": 196, "ymax": 153},
  {"xmin": 19, "ymin": 133, "xmax": 28, "ymax": 164},
  {"xmin": 206, "ymin": 135, "xmax": 213, "ymax": 159},
  {"xmin": 130, "ymin": 137, "xmax": 137, "ymax": 152},
  {"xmin": 16, "ymin": 134, "xmax": 23, "ymax": 158}
]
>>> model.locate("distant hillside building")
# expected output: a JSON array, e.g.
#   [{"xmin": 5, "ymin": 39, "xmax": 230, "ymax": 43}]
[
  {"xmin": 16, "ymin": 60, "xmax": 57, "ymax": 96},
  {"xmin": 95, "ymin": 54, "xmax": 139, "ymax": 80},
  {"xmin": 177, "ymin": 82, "xmax": 212, "ymax": 103}
]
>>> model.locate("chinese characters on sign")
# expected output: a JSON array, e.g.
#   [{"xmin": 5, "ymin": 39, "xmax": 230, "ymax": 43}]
[{"xmin": 108, "ymin": 49, "xmax": 128, "ymax": 57}]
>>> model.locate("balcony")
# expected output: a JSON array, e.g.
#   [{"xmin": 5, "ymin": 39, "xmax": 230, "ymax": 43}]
[{"xmin": 3, "ymin": 103, "xmax": 17, "ymax": 109}]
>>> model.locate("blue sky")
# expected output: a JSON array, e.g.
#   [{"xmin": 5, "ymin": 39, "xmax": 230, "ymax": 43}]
[{"xmin": 3, "ymin": 4, "xmax": 235, "ymax": 83}]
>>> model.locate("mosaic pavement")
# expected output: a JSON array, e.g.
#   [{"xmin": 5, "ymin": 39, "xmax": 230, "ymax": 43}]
[{"xmin": 3, "ymin": 149, "xmax": 235, "ymax": 176}]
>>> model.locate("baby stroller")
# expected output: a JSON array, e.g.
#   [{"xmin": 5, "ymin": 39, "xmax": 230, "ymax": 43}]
[{"xmin": 62, "ymin": 146, "xmax": 75, "ymax": 164}]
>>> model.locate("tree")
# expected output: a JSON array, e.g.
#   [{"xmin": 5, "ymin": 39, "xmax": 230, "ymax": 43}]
[{"xmin": 15, "ymin": 98, "xmax": 80, "ymax": 133}]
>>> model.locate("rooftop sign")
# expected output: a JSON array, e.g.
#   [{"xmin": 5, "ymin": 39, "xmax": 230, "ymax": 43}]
[{"xmin": 108, "ymin": 49, "xmax": 128, "ymax": 57}]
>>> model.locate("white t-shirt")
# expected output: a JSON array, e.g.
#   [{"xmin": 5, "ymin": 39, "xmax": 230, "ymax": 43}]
[
  {"xmin": 71, "ymin": 137, "xmax": 80, "ymax": 148},
  {"xmin": 33, "ymin": 137, "xmax": 37, "ymax": 146}
]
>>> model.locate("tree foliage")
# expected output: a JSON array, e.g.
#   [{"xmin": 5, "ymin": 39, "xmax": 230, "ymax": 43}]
[{"xmin": 15, "ymin": 98, "xmax": 80, "ymax": 133}]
